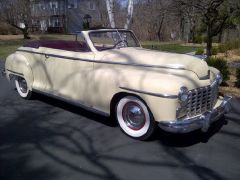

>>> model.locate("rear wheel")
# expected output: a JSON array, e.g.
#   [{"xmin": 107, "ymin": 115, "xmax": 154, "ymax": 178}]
[
  {"xmin": 116, "ymin": 96, "xmax": 156, "ymax": 140},
  {"xmin": 15, "ymin": 76, "xmax": 32, "ymax": 99}
]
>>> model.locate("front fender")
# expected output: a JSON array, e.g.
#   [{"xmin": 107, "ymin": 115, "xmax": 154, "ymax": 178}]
[
  {"xmin": 93, "ymin": 66, "xmax": 209, "ymax": 121},
  {"xmin": 5, "ymin": 52, "xmax": 33, "ymax": 90},
  {"xmin": 118, "ymin": 68, "xmax": 209, "ymax": 96},
  {"xmin": 117, "ymin": 68, "xmax": 215, "ymax": 121}
]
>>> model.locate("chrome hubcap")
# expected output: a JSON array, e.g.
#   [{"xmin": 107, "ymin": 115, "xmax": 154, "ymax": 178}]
[
  {"xmin": 18, "ymin": 77, "xmax": 27, "ymax": 93},
  {"xmin": 122, "ymin": 102, "xmax": 146, "ymax": 130}
]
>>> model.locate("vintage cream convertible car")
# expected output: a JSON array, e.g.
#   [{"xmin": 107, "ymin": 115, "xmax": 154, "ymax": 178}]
[{"xmin": 4, "ymin": 29, "xmax": 232, "ymax": 140}]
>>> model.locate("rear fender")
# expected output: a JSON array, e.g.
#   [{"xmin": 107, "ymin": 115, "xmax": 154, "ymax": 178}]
[{"xmin": 5, "ymin": 53, "xmax": 33, "ymax": 90}]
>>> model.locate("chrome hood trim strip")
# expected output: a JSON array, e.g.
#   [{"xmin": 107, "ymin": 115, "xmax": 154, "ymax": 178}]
[{"xmin": 120, "ymin": 87, "xmax": 178, "ymax": 99}]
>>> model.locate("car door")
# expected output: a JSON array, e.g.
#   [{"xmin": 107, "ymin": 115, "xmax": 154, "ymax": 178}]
[
  {"xmin": 40, "ymin": 47, "xmax": 95, "ymax": 105},
  {"xmin": 25, "ymin": 47, "xmax": 50, "ymax": 91}
]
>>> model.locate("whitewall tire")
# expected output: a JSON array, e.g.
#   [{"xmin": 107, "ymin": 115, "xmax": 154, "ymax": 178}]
[
  {"xmin": 15, "ymin": 76, "xmax": 32, "ymax": 99},
  {"xmin": 116, "ymin": 96, "xmax": 156, "ymax": 140}
]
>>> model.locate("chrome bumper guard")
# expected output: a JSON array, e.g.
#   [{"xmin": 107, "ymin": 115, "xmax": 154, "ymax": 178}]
[{"xmin": 158, "ymin": 96, "xmax": 232, "ymax": 133}]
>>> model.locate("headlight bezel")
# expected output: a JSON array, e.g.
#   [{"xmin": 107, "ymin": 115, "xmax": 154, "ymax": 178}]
[
  {"xmin": 216, "ymin": 73, "xmax": 223, "ymax": 85},
  {"xmin": 178, "ymin": 86, "xmax": 189, "ymax": 102}
]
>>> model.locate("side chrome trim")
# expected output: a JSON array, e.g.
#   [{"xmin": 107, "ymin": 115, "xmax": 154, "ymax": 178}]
[
  {"xmin": 16, "ymin": 49, "xmax": 186, "ymax": 70},
  {"xmin": 6, "ymin": 69, "xmax": 24, "ymax": 76},
  {"xmin": 32, "ymin": 88, "xmax": 110, "ymax": 117},
  {"xmin": 119, "ymin": 87, "xmax": 178, "ymax": 99},
  {"xmin": 17, "ymin": 49, "xmax": 44, "ymax": 56}
]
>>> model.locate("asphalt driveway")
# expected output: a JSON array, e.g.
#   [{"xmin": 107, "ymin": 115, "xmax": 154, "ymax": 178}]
[{"xmin": 0, "ymin": 61, "xmax": 240, "ymax": 180}]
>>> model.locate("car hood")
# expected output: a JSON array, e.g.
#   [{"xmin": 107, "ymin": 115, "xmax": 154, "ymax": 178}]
[{"xmin": 100, "ymin": 47, "xmax": 209, "ymax": 79}]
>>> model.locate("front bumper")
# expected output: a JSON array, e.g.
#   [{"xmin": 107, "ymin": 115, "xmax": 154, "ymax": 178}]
[{"xmin": 158, "ymin": 96, "xmax": 232, "ymax": 133}]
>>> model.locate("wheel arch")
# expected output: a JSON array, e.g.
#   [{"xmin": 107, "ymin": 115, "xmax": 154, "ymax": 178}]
[
  {"xmin": 110, "ymin": 91, "xmax": 154, "ymax": 120},
  {"xmin": 5, "ymin": 52, "xmax": 34, "ymax": 90},
  {"xmin": 112, "ymin": 91, "xmax": 157, "ymax": 140}
]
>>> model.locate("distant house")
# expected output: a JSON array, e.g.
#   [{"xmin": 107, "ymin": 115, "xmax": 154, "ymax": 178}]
[{"xmin": 30, "ymin": 0, "xmax": 100, "ymax": 33}]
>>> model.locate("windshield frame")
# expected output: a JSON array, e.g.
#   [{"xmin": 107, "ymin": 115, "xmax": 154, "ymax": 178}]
[{"xmin": 88, "ymin": 29, "xmax": 141, "ymax": 51}]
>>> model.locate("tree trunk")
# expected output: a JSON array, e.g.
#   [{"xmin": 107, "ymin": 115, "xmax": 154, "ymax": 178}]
[
  {"xmin": 218, "ymin": 28, "xmax": 223, "ymax": 43},
  {"xmin": 7, "ymin": 22, "xmax": 31, "ymax": 39},
  {"xmin": 124, "ymin": 0, "xmax": 134, "ymax": 29},
  {"xmin": 23, "ymin": 28, "xmax": 30, "ymax": 39},
  {"xmin": 180, "ymin": 17, "xmax": 185, "ymax": 41},
  {"xmin": 188, "ymin": 29, "xmax": 194, "ymax": 43},
  {"xmin": 188, "ymin": 22, "xmax": 195, "ymax": 43},
  {"xmin": 105, "ymin": 0, "xmax": 115, "ymax": 28},
  {"xmin": 157, "ymin": 15, "xmax": 164, "ymax": 41},
  {"xmin": 206, "ymin": 37, "xmax": 212, "ymax": 57},
  {"xmin": 206, "ymin": 26, "xmax": 212, "ymax": 57}
]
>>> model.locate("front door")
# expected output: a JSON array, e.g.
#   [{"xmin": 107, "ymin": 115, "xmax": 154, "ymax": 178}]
[
  {"xmin": 28, "ymin": 48, "xmax": 50, "ymax": 91},
  {"xmin": 40, "ymin": 47, "xmax": 95, "ymax": 105}
]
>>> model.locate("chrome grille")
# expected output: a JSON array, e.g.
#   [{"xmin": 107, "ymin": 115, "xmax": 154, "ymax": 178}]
[{"xmin": 186, "ymin": 82, "xmax": 219, "ymax": 117}]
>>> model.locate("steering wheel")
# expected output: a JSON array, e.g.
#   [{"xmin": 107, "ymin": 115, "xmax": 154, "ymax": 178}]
[{"xmin": 113, "ymin": 40, "xmax": 128, "ymax": 48}]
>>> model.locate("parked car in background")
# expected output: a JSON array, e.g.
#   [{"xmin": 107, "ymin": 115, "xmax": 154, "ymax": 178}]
[{"xmin": 4, "ymin": 29, "xmax": 232, "ymax": 140}]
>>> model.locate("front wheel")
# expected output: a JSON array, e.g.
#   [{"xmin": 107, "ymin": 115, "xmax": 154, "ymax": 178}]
[
  {"xmin": 116, "ymin": 96, "xmax": 156, "ymax": 140},
  {"xmin": 15, "ymin": 76, "xmax": 32, "ymax": 99}
]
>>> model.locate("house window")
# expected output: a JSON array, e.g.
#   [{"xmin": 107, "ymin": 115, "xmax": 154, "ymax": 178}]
[
  {"xmin": 36, "ymin": 3, "xmax": 45, "ymax": 10},
  {"xmin": 88, "ymin": 2, "xmax": 96, "ymax": 10},
  {"xmin": 50, "ymin": 18, "xmax": 61, "ymax": 27},
  {"xmin": 41, "ymin": 4, "xmax": 45, "ymax": 10},
  {"xmin": 31, "ymin": 4, "xmax": 35, "ymax": 13},
  {"xmin": 55, "ymin": 20, "xmax": 60, "ymax": 27},
  {"xmin": 68, "ymin": 0, "xmax": 77, "ymax": 9},
  {"xmin": 50, "ymin": 1, "xmax": 58, "ymax": 9},
  {"xmin": 54, "ymin": 18, "xmax": 61, "ymax": 27}
]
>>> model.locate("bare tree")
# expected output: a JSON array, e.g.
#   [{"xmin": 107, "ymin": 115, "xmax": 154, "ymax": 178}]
[
  {"xmin": 178, "ymin": 0, "xmax": 239, "ymax": 57},
  {"xmin": 105, "ymin": 0, "xmax": 135, "ymax": 29},
  {"xmin": 175, "ymin": 1, "xmax": 199, "ymax": 42},
  {"xmin": 0, "ymin": 0, "xmax": 32, "ymax": 39},
  {"xmin": 124, "ymin": 0, "xmax": 134, "ymax": 29},
  {"xmin": 95, "ymin": 0, "xmax": 109, "ymax": 27},
  {"xmin": 131, "ymin": 0, "xmax": 170, "ymax": 41},
  {"xmin": 105, "ymin": 0, "xmax": 115, "ymax": 28}
]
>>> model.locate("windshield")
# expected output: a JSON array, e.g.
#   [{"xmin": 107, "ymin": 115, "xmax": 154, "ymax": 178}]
[{"xmin": 89, "ymin": 30, "xmax": 140, "ymax": 51}]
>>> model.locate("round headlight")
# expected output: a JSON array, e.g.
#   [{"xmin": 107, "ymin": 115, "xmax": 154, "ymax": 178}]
[
  {"xmin": 216, "ymin": 73, "xmax": 223, "ymax": 85},
  {"xmin": 178, "ymin": 86, "xmax": 189, "ymax": 102}
]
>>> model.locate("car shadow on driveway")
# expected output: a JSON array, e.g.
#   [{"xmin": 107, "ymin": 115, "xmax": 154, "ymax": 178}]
[
  {"xmin": 32, "ymin": 92, "xmax": 117, "ymax": 127},
  {"xmin": 0, "ymin": 87, "xmax": 239, "ymax": 180},
  {"xmin": 153, "ymin": 117, "xmax": 228, "ymax": 147},
  {"xmin": 33, "ymin": 92, "xmax": 231, "ymax": 147},
  {"xmin": 0, "ymin": 91, "xmax": 121, "ymax": 180}
]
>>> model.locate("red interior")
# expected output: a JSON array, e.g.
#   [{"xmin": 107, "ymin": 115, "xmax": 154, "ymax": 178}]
[{"xmin": 24, "ymin": 40, "xmax": 90, "ymax": 52}]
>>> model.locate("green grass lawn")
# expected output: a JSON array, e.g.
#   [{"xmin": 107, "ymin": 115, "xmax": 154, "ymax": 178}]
[
  {"xmin": 37, "ymin": 34, "xmax": 74, "ymax": 40},
  {"xmin": 0, "ymin": 44, "xmax": 21, "ymax": 60},
  {"xmin": 0, "ymin": 34, "xmax": 73, "ymax": 60},
  {"xmin": 0, "ymin": 34, "xmax": 201, "ymax": 60}
]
